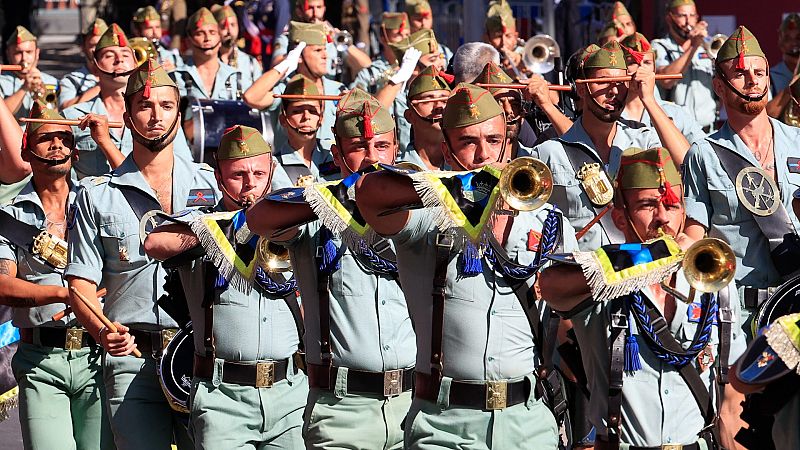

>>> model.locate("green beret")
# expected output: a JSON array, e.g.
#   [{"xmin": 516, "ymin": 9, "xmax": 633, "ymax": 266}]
[
  {"xmin": 133, "ymin": 6, "xmax": 160, "ymax": 24},
  {"xmin": 389, "ymin": 29, "xmax": 439, "ymax": 61},
  {"xmin": 217, "ymin": 125, "xmax": 272, "ymax": 160},
  {"xmin": 335, "ymin": 88, "xmax": 395, "ymax": 139},
  {"xmin": 187, "ymin": 7, "xmax": 217, "ymax": 35},
  {"xmin": 485, "ymin": 10, "xmax": 515, "ymax": 35},
  {"xmin": 381, "ymin": 12, "xmax": 408, "ymax": 32},
  {"xmin": 7, "ymin": 26, "xmax": 36, "ymax": 46},
  {"xmin": 610, "ymin": 1, "xmax": 631, "ymax": 19},
  {"xmin": 716, "ymin": 26, "xmax": 765, "ymax": 70},
  {"xmin": 283, "ymin": 74, "xmax": 321, "ymax": 97},
  {"xmin": 84, "ymin": 19, "xmax": 108, "ymax": 39},
  {"xmin": 781, "ymin": 13, "xmax": 800, "ymax": 34},
  {"xmin": 95, "ymin": 24, "xmax": 131, "ymax": 54},
  {"xmin": 582, "ymin": 40, "xmax": 627, "ymax": 71},
  {"xmin": 668, "ymin": 0, "xmax": 695, "ymax": 9},
  {"xmin": 617, "ymin": 147, "xmax": 682, "ymax": 204},
  {"xmin": 125, "ymin": 58, "xmax": 178, "ymax": 99},
  {"xmin": 473, "ymin": 61, "xmax": 513, "ymax": 95},
  {"xmin": 26, "ymin": 101, "xmax": 68, "ymax": 135},
  {"xmin": 288, "ymin": 21, "xmax": 327, "ymax": 47},
  {"xmin": 408, "ymin": 65, "xmax": 452, "ymax": 99},
  {"xmin": 442, "ymin": 83, "xmax": 503, "ymax": 130},
  {"xmin": 214, "ymin": 5, "xmax": 237, "ymax": 24},
  {"xmin": 405, "ymin": 0, "xmax": 432, "ymax": 17}
]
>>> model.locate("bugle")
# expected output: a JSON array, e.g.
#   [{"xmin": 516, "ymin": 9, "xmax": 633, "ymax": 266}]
[
  {"xmin": 498, "ymin": 157, "xmax": 553, "ymax": 212},
  {"xmin": 682, "ymin": 238, "xmax": 736, "ymax": 294}
]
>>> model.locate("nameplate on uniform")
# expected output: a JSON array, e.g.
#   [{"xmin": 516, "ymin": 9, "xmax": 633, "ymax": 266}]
[
  {"xmin": 186, "ymin": 189, "xmax": 216, "ymax": 207},
  {"xmin": 787, "ymin": 157, "xmax": 800, "ymax": 174}
]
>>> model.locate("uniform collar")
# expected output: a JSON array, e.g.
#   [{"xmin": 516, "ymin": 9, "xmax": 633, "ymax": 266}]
[
  {"xmin": 558, "ymin": 116, "xmax": 636, "ymax": 176},
  {"xmin": 706, "ymin": 117, "xmax": 794, "ymax": 168},
  {"xmin": 180, "ymin": 57, "xmax": 238, "ymax": 98},
  {"xmin": 276, "ymin": 140, "xmax": 329, "ymax": 166},
  {"xmin": 11, "ymin": 177, "xmax": 77, "ymax": 215}
]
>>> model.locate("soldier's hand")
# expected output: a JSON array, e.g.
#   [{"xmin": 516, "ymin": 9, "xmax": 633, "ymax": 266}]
[
  {"xmin": 631, "ymin": 66, "xmax": 657, "ymax": 102},
  {"xmin": 524, "ymin": 75, "xmax": 554, "ymax": 107},
  {"xmin": 23, "ymin": 69, "xmax": 42, "ymax": 93},
  {"xmin": 390, "ymin": 47, "xmax": 422, "ymax": 85},
  {"xmin": 274, "ymin": 42, "xmax": 307, "ymax": 79},
  {"xmin": 79, "ymin": 114, "xmax": 111, "ymax": 145},
  {"xmin": 689, "ymin": 21, "xmax": 708, "ymax": 48},
  {"xmin": 100, "ymin": 322, "xmax": 138, "ymax": 356},
  {"xmin": 674, "ymin": 232, "xmax": 696, "ymax": 251}
]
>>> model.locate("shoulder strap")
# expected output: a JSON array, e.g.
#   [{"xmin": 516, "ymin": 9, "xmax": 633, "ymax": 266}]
[
  {"xmin": 0, "ymin": 208, "xmax": 45, "ymax": 253},
  {"xmin": 116, "ymin": 184, "xmax": 162, "ymax": 223},
  {"xmin": 267, "ymin": 271, "xmax": 305, "ymax": 352},
  {"xmin": 431, "ymin": 231, "xmax": 453, "ymax": 380},
  {"xmin": 556, "ymin": 139, "xmax": 625, "ymax": 244},
  {"xmin": 716, "ymin": 285, "xmax": 733, "ymax": 385},
  {"xmin": 707, "ymin": 140, "xmax": 800, "ymax": 278},
  {"xmin": 606, "ymin": 297, "xmax": 627, "ymax": 448},
  {"xmin": 202, "ymin": 260, "xmax": 217, "ymax": 357}
]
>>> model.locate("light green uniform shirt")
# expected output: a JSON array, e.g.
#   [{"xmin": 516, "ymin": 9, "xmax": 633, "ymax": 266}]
[
  {"xmin": 65, "ymin": 154, "xmax": 219, "ymax": 327},
  {"xmin": 272, "ymin": 140, "xmax": 339, "ymax": 189},
  {"xmin": 275, "ymin": 220, "xmax": 416, "ymax": 371},
  {"xmin": 228, "ymin": 48, "xmax": 263, "ymax": 91},
  {"xmin": 269, "ymin": 77, "xmax": 344, "ymax": 154},
  {"xmin": 62, "ymin": 97, "xmax": 193, "ymax": 178},
  {"xmin": 389, "ymin": 206, "xmax": 578, "ymax": 381},
  {"xmin": 157, "ymin": 45, "xmax": 183, "ymax": 71},
  {"xmin": 0, "ymin": 71, "xmax": 59, "ymax": 120},
  {"xmin": 651, "ymin": 36, "xmax": 716, "ymax": 129},
  {"xmin": 398, "ymin": 142, "xmax": 450, "ymax": 171},
  {"xmin": 350, "ymin": 57, "xmax": 393, "ymax": 94},
  {"xmin": 770, "ymin": 60, "xmax": 793, "ymax": 97},
  {"xmin": 571, "ymin": 271, "xmax": 746, "ymax": 446},
  {"xmin": 682, "ymin": 118, "xmax": 800, "ymax": 290},
  {"xmin": 172, "ymin": 57, "xmax": 242, "ymax": 100},
  {"xmin": 621, "ymin": 99, "xmax": 707, "ymax": 145},
  {"xmin": 58, "ymin": 65, "xmax": 98, "ymax": 107},
  {"xmin": 532, "ymin": 117, "xmax": 662, "ymax": 251},
  {"xmin": 0, "ymin": 180, "xmax": 76, "ymax": 328}
]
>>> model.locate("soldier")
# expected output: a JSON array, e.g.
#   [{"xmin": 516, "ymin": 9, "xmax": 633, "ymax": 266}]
[
  {"xmin": 62, "ymin": 24, "xmax": 193, "ymax": 179},
  {"xmin": 271, "ymin": 74, "xmax": 339, "ymax": 188},
  {"xmin": 397, "ymin": 65, "xmax": 450, "ymax": 170},
  {"xmin": 607, "ymin": 1, "xmax": 636, "ymax": 39},
  {"xmin": 244, "ymin": 21, "xmax": 346, "ymax": 152},
  {"xmin": 404, "ymin": 0, "xmax": 453, "ymax": 65},
  {"xmin": 766, "ymin": 13, "xmax": 800, "ymax": 118},
  {"xmin": 651, "ymin": 0, "xmax": 717, "ymax": 132},
  {"xmin": 682, "ymin": 27, "xmax": 800, "ymax": 337},
  {"xmin": 214, "ymin": 5, "xmax": 264, "ymax": 91},
  {"xmin": 247, "ymin": 89, "xmax": 415, "ymax": 450},
  {"xmin": 533, "ymin": 41, "xmax": 687, "ymax": 251},
  {"xmin": 538, "ymin": 146, "xmax": 746, "ymax": 450},
  {"xmin": 131, "ymin": 6, "xmax": 183, "ymax": 71},
  {"xmin": 484, "ymin": 2, "xmax": 524, "ymax": 80},
  {"xmin": 597, "ymin": 20, "xmax": 625, "ymax": 46},
  {"xmin": 144, "ymin": 125, "xmax": 306, "ymax": 449},
  {"xmin": 350, "ymin": 12, "xmax": 410, "ymax": 94},
  {"xmin": 0, "ymin": 26, "xmax": 59, "ymax": 120},
  {"xmin": 59, "ymin": 19, "xmax": 108, "ymax": 109},
  {"xmin": 620, "ymin": 32, "xmax": 706, "ymax": 145},
  {"xmin": 356, "ymin": 83, "xmax": 578, "ymax": 449},
  {"xmin": 65, "ymin": 60, "xmax": 220, "ymax": 450},
  {"xmin": 0, "ymin": 102, "xmax": 114, "ymax": 450}
]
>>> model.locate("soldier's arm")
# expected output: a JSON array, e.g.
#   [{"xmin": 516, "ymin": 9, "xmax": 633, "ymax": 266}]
[
  {"xmin": 681, "ymin": 142, "xmax": 711, "ymax": 240},
  {"xmin": 635, "ymin": 69, "xmax": 690, "ymax": 165},
  {"xmin": 355, "ymin": 171, "xmax": 421, "ymax": 236},
  {"xmin": 538, "ymin": 264, "xmax": 592, "ymax": 312},
  {"xmin": 3, "ymin": 85, "xmax": 28, "ymax": 115},
  {"xmin": 345, "ymin": 45, "xmax": 372, "ymax": 72},
  {"xmin": 60, "ymin": 85, "xmax": 101, "ymax": 109},
  {"xmin": 375, "ymin": 80, "xmax": 404, "ymax": 110},
  {"xmin": 242, "ymin": 67, "xmax": 283, "ymax": 110},
  {"xmin": 0, "ymin": 92, "xmax": 31, "ymax": 184},
  {"xmin": 143, "ymin": 223, "xmax": 200, "ymax": 261},
  {"xmin": 654, "ymin": 41, "xmax": 699, "ymax": 90},
  {"xmin": 0, "ymin": 259, "xmax": 69, "ymax": 307},
  {"xmin": 719, "ymin": 383, "xmax": 747, "ymax": 450},
  {"xmin": 246, "ymin": 198, "xmax": 313, "ymax": 239}
]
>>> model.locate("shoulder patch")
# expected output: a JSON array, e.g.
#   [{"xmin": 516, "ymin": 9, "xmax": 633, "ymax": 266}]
[
  {"xmin": 687, "ymin": 301, "xmax": 719, "ymax": 325},
  {"xmin": 787, "ymin": 157, "xmax": 800, "ymax": 174},
  {"xmin": 186, "ymin": 188, "xmax": 216, "ymax": 207}
]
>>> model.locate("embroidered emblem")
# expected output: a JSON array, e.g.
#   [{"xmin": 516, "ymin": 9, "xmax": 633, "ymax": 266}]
[
  {"xmin": 527, "ymin": 229, "xmax": 541, "ymax": 252},
  {"xmin": 788, "ymin": 157, "xmax": 800, "ymax": 174},
  {"xmin": 735, "ymin": 167, "xmax": 780, "ymax": 216},
  {"xmin": 757, "ymin": 350, "xmax": 776, "ymax": 368},
  {"xmin": 295, "ymin": 175, "xmax": 314, "ymax": 187},
  {"xmin": 186, "ymin": 189, "xmax": 216, "ymax": 207},
  {"xmin": 119, "ymin": 245, "xmax": 129, "ymax": 262},
  {"xmin": 688, "ymin": 302, "xmax": 719, "ymax": 325},
  {"xmin": 576, "ymin": 163, "xmax": 614, "ymax": 207},
  {"xmin": 697, "ymin": 344, "xmax": 715, "ymax": 372}
]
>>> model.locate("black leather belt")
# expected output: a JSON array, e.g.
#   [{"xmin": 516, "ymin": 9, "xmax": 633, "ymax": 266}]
[
  {"xmin": 19, "ymin": 327, "xmax": 96, "ymax": 350},
  {"xmin": 743, "ymin": 287, "xmax": 773, "ymax": 310},
  {"xmin": 194, "ymin": 354, "xmax": 294, "ymax": 387},
  {"xmin": 307, "ymin": 363, "xmax": 414, "ymax": 397},
  {"xmin": 129, "ymin": 328, "xmax": 178, "ymax": 358},
  {"xmin": 595, "ymin": 436, "xmax": 701, "ymax": 450},
  {"xmin": 414, "ymin": 371, "xmax": 531, "ymax": 410}
]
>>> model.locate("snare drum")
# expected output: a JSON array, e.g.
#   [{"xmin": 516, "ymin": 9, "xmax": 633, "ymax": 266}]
[
  {"xmin": 158, "ymin": 323, "xmax": 194, "ymax": 414},
  {"xmin": 191, "ymin": 99, "xmax": 274, "ymax": 164}
]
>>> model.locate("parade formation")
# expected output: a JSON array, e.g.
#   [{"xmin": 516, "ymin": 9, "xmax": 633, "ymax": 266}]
[{"xmin": 0, "ymin": 1, "xmax": 799, "ymax": 449}]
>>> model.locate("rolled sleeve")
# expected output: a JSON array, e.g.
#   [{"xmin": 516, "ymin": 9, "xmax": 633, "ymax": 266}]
[
  {"xmin": 0, "ymin": 235, "xmax": 17, "ymax": 263},
  {"xmin": 682, "ymin": 142, "xmax": 712, "ymax": 228},
  {"xmin": 388, "ymin": 209, "xmax": 434, "ymax": 247},
  {"xmin": 65, "ymin": 187, "xmax": 104, "ymax": 284}
]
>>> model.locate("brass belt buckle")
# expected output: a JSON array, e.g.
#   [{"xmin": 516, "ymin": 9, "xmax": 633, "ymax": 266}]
[
  {"xmin": 256, "ymin": 362, "xmax": 275, "ymax": 388},
  {"xmin": 486, "ymin": 380, "xmax": 508, "ymax": 410},
  {"xmin": 161, "ymin": 328, "xmax": 177, "ymax": 351},
  {"xmin": 661, "ymin": 445, "xmax": 683, "ymax": 450},
  {"xmin": 65, "ymin": 328, "xmax": 84, "ymax": 351},
  {"xmin": 383, "ymin": 369, "xmax": 403, "ymax": 397}
]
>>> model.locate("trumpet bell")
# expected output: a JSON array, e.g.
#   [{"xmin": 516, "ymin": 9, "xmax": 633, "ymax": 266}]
[
  {"xmin": 522, "ymin": 34, "xmax": 561, "ymax": 75},
  {"xmin": 130, "ymin": 37, "xmax": 159, "ymax": 66},
  {"xmin": 498, "ymin": 157, "xmax": 553, "ymax": 212},
  {"xmin": 708, "ymin": 34, "xmax": 727, "ymax": 59},
  {"xmin": 257, "ymin": 237, "xmax": 292, "ymax": 272},
  {"xmin": 682, "ymin": 238, "xmax": 736, "ymax": 293}
]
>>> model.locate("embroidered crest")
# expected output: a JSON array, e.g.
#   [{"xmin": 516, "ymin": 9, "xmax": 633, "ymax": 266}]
[
  {"xmin": 186, "ymin": 189, "xmax": 216, "ymax": 207},
  {"xmin": 576, "ymin": 163, "xmax": 614, "ymax": 207},
  {"xmin": 735, "ymin": 167, "xmax": 780, "ymax": 216},
  {"xmin": 696, "ymin": 344, "xmax": 715, "ymax": 372},
  {"xmin": 119, "ymin": 245, "xmax": 129, "ymax": 262},
  {"xmin": 296, "ymin": 174, "xmax": 314, "ymax": 187},
  {"xmin": 788, "ymin": 157, "xmax": 800, "ymax": 174},
  {"xmin": 527, "ymin": 229, "xmax": 541, "ymax": 252},
  {"xmin": 688, "ymin": 301, "xmax": 719, "ymax": 325},
  {"xmin": 757, "ymin": 350, "xmax": 776, "ymax": 368}
]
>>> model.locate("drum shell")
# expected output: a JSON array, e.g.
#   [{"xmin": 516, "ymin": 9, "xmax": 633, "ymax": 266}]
[
  {"xmin": 158, "ymin": 323, "xmax": 194, "ymax": 415},
  {"xmin": 191, "ymin": 99, "xmax": 274, "ymax": 165},
  {"xmin": 754, "ymin": 273, "xmax": 800, "ymax": 332}
]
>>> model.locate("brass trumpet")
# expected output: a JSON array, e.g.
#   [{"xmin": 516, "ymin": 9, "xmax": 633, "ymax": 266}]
[
  {"xmin": 706, "ymin": 33, "xmax": 727, "ymax": 59},
  {"xmin": 498, "ymin": 157, "xmax": 553, "ymax": 212},
  {"xmin": 521, "ymin": 34, "xmax": 561, "ymax": 75},
  {"xmin": 683, "ymin": 238, "xmax": 736, "ymax": 294},
  {"xmin": 130, "ymin": 37, "xmax": 159, "ymax": 66},
  {"xmin": 257, "ymin": 237, "xmax": 292, "ymax": 272},
  {"xmin": 33, "ymin": 84, "xmax": 58, "ymax": 109}
]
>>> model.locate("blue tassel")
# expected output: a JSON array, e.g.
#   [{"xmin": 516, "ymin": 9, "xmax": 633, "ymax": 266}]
[
  {"xmin": 460, "ymin": 241, "xmax": 483, "ymax": 276},
  {"xmin": 319, "ymin": 228, "xmax": 341, "ymax": 273},
  {"xmin": 624, "ymin": 317, "xmax": 642, "ymax": 373}
]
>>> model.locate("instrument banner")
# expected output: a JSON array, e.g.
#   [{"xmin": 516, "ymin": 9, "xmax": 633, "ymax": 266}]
[{"xmin": 189, "ymin": 209, "xmax": 260, "ymax": 292}]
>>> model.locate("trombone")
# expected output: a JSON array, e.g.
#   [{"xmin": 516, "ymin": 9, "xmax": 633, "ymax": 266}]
[
  {"xmin": 130, "ymin": 37, "xmax": 159, "ymax": 66},
  {"xmin": 497, "ymin": 157, "xmax": 553, "ymax": 212},
  {"xmin": 680, "ymin": 237, "xmax": 736, "ymax": 302}
]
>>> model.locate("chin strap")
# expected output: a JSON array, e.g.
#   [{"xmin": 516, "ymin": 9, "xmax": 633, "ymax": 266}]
[
  {"xmin": 128, "ymin": 108, "xmax": 181, "ymax": 152},
  {"xmin": 26, "ymin": 148, "xmax": 74, "ymax": 166},
  {"xmin": 715, "ymin": 61, "xmax": 770, "ymax": 103}
]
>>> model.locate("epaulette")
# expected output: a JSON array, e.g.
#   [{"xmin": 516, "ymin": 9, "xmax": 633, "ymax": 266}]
[
  {"xmin": 79, "ymin": 174, "xmax": 110, "ymax": 188},
  {"xmin": 618, "ymin": 118, "xmax": 648, "ymax": 129},
  {"xmin": 198, "ymin": 163, "xmax": 214, "ymax": 172}
]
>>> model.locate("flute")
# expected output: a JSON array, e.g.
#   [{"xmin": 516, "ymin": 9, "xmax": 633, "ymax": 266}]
[
  {"xmin": 273, "ymin": 94, "xmax": 343, "ymax": 101},
  {"xmin": 575, "ymin": 73, "xmax": 683, "ymax": 84},
  {"xmin": 0, "ymin": 65, "xmax": 24, "ymax": 71},
  {"xmin": 20, "ymin": 118, "xmax": 124, "ymax": 128},
  {"xmin": 476, "ymin": 83, "xmax": 573, "ymax": 92}
]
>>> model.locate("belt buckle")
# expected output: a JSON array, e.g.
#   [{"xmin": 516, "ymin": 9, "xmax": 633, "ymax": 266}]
[
  {"xmin": 662, "ymin": 444, "xmax": 683, "ymax": 450},
  {"xmin": 485, "ymin": 380, "xmax": 508, "ymax": 410},
  {"xmin": 161, "ymin": 328, "xmax": 177, "ymax": 351},
  {"xmin": 435, "ymin": 233, "xmax": 453, "ymax": 248},
  {"xmin": 256, "ymin": 362, "xmax": 275, "ymax": 388},
  {"xmin": 65, "ymin": 328, "xmax": 84, "ymax": 351},
  {"xmin": 383, "ymin": 369, "xmax": 403, "ymax": 397}
]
